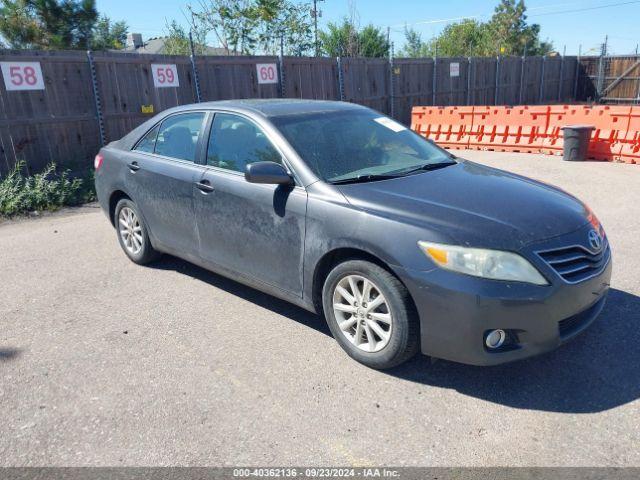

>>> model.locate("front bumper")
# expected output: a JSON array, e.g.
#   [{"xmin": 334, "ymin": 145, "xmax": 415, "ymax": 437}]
[{"xmin": 394, "ymin": 233, "xmax": 612, "ymax": 366}]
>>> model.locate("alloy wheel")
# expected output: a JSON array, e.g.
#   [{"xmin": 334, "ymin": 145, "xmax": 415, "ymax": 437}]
[
  {"xmin": 118, "ymin": 206, "xmax": 143, "ymax": 255},
  {"xmin": 332, "ymin": 274, "xmax": 393, "ymax": 353}
]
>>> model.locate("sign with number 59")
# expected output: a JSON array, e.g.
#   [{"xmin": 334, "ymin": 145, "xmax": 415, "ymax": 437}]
[
  {"xmin": 151, "ymin": 64, "xmax": 179, "ymax": 88},
  {"xmin": 1, "ymin": 62, "xmax": 45, "ymax": 91},
  {"xmin": 256, "ymin": 63, "xmax": 278, "ymax": 84}
]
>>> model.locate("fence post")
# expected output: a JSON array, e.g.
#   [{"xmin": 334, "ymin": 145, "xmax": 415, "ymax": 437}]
[
  {"xmin": 86, "ymin": 50, "xmax": 106, "ymax": 147},
  {"xmin": 466, "ymin": 57, "xmax": 472, "ymax": 105},
  {"xmin": 189, "ymin": 31, "xmax": 202, "ymax": 103},
  {"xmin": 494, "ymin": 55, "xmax": 500, "ymax": 105},
  {"xmin": 573, "ymin": 45, "xmax": 581, "ymax": 101},
  {"xmin": 336, "ymin": 57, "xmax": 345, "ymax": 101},
  {"xmin": 557, "ymin": 45, "xmax": 566, "ymax": 102},
  {"xmin": 432, "ymin": 56, "xmax": 437, "ymax": 105},
  {"xmin": 539, "ymin": 56, "xmax": 546, "ymax": 103},
  {"xmin": 389, "ymin": 42, "xmax": 395, "ymax": 118},
  {"xmin": 519, "ymin": 55, "xmax": 526, "ymax": 104},
  {"xmin": 278, "ymin": 35, "xmax": 286, "ymax": 98}
]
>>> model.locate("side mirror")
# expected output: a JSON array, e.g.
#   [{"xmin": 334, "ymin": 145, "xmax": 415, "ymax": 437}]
[{"xmin": 245, "ymin": 161, "xmax": 293, "ymax": 186}]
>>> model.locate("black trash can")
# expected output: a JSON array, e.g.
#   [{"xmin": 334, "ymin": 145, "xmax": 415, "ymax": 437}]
[{"xmin": 561, "ymin": 125, "xmax": 594, "ymax": 161}]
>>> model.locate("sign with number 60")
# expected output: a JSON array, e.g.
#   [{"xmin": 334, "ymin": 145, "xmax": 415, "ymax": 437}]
[
  {"xmin": 151, "ymin": 64, "xmax": 179, "ymax": 88},
  {"xmin": 256, "ymin": 63, "xmax": 278, "ymax": 85},
  {"xmin": 1, "ymin": 62, "xmax": 45, "ymax": 91}
]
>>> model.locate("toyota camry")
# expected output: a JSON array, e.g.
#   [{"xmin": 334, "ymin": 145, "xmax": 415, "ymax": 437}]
[{"xmin": 94, "ymin": 100, "xmax": 611, "ymax": 369}]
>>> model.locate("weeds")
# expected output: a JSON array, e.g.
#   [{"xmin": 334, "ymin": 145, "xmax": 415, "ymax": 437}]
[{"xmin": 0, "ymin": 161, "xmax": 96, "ymax": 217}]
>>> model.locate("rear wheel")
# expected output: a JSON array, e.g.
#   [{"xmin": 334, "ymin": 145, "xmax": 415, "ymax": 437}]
[
  {"xmin": 322, "ymin": 260, "xmax": 419, "ymax": 369},
  {"xmin": 114, "ymin": 199, "xmax": 160, "ymax": 265}
]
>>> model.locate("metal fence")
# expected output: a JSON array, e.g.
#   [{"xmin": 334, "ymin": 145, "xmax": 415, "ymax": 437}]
[
  {"xmin": 577, "ymin": 55, "xmax": 640, "ymax": 104},
  {"xmin": 0, "ymin": 49, "xmax": 584, "ymax": 175}
]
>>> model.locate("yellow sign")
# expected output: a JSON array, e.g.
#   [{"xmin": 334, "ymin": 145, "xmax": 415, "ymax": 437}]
[
  {"xmin": 141, "ymin": 104, "xmax": 154, "ymax": 114},
  {"xmin": 394, "ymin": 67, "xmax": 401, "ymax": 75}
]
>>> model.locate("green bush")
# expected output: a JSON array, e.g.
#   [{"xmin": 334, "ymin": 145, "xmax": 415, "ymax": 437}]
[{"xmin": 0, "ymin": 161, "xmax": 96, "ymax": 217}]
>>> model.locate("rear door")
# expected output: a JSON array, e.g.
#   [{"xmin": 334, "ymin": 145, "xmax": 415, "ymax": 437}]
[
  {"xmin": 126, "ymin": 111, "xmax": 209, "ymax": 256},
  {"xmin": 193, "ymin": 112, "xmax": 307, "ymax": 296}
]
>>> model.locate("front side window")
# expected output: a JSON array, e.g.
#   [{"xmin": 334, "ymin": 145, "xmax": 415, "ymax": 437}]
[
  {"xmin": 207, "ymin": 113, "xmax": 281, "ymax": 173},
  {"xmin": 153, "ymin": 112, "xmax": 206, "ymax": 162},
  {"xmin": 272, "ymin": 109, "xmax": 454, "ymax": 183}
]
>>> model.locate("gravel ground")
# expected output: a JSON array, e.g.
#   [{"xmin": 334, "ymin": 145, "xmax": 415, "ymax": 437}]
[{"xmin": 0, "ymin": 151, "xmax": 639, "ymax": 467}]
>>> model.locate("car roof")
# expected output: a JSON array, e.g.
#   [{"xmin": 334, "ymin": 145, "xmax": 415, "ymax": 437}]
[{"xmin": 176, "ymin": 99, "xmax": 368, "ymax": 118}]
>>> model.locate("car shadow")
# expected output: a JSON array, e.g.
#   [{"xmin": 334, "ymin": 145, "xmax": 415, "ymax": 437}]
[
  {"xmin": 388, "ymin": 288, "xmax": 640, "ymax": 413},
  {"xmin": 147, "ymin": 254, "xmax": 640, "ymax": 414},
  {"xmin": 148, "ymin": 255, "xmax": 331, "ymax": 337}
]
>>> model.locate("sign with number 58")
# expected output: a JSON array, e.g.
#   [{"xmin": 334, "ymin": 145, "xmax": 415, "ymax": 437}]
[
  {"xmin": 1, "ymin": 62, "xmax": 45, "ymax": 91},
  {"xmin": 151, "ymin": 64, "xmax": 179, "ymax": 88}
]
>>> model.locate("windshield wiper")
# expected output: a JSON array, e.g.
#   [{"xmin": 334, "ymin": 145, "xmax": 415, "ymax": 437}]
[
  {"xmin": 329, "ymin": 174, "xmax": 401, "ymax": 185},
  {"xmin": 392, "ymin": 160, "xmax": 457, "ymax": 176}
]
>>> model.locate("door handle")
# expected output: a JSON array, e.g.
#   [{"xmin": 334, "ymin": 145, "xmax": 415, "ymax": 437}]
[
  {"xmin": 195, "ymin": 180, "xmax": 214, "ymax": 193},
  {"xmin": 128, "ymin": 161, "xmax": 140, "ymax": 172}
]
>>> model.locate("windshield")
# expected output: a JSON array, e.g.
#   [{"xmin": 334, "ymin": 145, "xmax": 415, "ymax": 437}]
[{"xmin": 271, "ymin": 109, "xmax": 454, "ymax": 183}]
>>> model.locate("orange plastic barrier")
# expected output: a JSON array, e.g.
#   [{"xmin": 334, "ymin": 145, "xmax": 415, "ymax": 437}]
[
  {"xmin": 541, "ymin": 105, "xmax": 630, "ymax": 160},
  {"xmin": 468, "ymin": 106, "xmax": 549, "ymax": 152},
  {"xmin": 410, "ymin": 104, "xmax": 640, "ymax": 164},
  {"xmin": 411, "ymin": 106, "xmax": 473, "ymax": 149},
  {"xmin": 618, "ymin": 107, "xmax": 640, "ymax": 164}
]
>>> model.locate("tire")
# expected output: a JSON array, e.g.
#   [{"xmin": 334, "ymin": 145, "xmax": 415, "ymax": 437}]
[
  {"xmin": 114, "ymin": 198, "xmax": 160, "ymax": 265},
  {"xmin": 322, "ymin": 260, "xmax": 419, "ymax": 369}
]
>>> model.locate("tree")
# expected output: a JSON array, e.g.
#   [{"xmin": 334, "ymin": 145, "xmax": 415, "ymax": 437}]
[
  {"xmin": 358, "ymin": 25, "xmax": 389, "ymax": 58},
  {"xmin": 399, "ymin": 26, "xmax": 427, "ymax": 58},
  {"xmin": 91, "ymin": 15, "xmax": 127, "ymax": 50},
  {"xmin": 187, "ymin": 0, "xmax": 313, "ymax": 56},
  {"xmin": 188, "ymin": 0, "xmax": 260, "ymax": 55},
  {"xmin": 487, "ymin": 0, "xmax": 552, "ymax": 55},
  {"xmin": 400, "ymin": 0, "xmax": 553, "ymax": 58},
  {"xmin": 318, "ymin": 19, "xmax": 389, "ymax": 57},
  {"xmin": 427, "ymin": 19, "xmax": 490, "ymax": 57},
  {"xmin": 318, "ymin": 19, "xmax": 359, "ymax": 57},
  {"xmin": 256, "ymin": 0, "xmax": 314, "ymax": 56},
  {"xmin": 0, "ymin": 0, "xmax": 98, "ymax": 49},
  {"xmin": 163, "ymin": 20, "xmax": 208, "ymax": 56}
]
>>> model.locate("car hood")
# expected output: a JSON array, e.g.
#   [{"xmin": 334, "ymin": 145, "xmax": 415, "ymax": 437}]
[{"xmin": 335, "ymin": 161, "xmax": 590, "ymax": 251}]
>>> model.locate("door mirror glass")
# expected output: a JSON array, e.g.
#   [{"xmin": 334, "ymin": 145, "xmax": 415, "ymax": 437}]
[{"xmin": 245, "ymin": 161, "xmax": 293, "ymax": 185}]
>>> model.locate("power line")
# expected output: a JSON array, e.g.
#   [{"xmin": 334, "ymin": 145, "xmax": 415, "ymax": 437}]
[
  {"xmin": 528, "ymin": 0, "xmax": 640, "ymax": 17},
  {"xmin": 389, "ymin": 0, "xmax": 640, "ymax": 29}
]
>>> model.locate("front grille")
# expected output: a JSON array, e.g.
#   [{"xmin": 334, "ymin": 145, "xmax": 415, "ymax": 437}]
[
  {"xmin": 537, "ymin": 238, "xmax": 610, "ymax": 284},
  {"xmin": 558, "ymin": 297, "xmax": 605, "ymax": 339}
]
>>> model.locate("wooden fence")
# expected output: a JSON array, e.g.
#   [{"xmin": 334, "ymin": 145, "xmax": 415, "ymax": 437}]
[{"xmin": 0, "ymin": 49, "xmax": 585, "ymax": 175}]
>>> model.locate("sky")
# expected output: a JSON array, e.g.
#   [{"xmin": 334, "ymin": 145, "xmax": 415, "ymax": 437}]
[{"xmin": 96, "ymin": 0, "xmax": 640, "ymax": 55}]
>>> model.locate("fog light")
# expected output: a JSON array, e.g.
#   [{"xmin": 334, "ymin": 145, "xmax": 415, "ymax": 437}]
[{"xmin": 485, "ymin": 329, "xmax": 506, "ymax": 349}]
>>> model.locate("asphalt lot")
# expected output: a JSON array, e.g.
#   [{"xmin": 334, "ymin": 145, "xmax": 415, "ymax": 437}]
[{"xmin": 1, "ymin": 151, "xmax": 639, "ymax": 467}]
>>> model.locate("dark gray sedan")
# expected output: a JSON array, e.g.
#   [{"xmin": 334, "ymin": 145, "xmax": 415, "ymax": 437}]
[{"xmin": 94, "ymin": 100, "xmax": 612, "ymax": 369}]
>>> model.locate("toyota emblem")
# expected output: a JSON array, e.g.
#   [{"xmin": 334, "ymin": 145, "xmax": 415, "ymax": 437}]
[{"xmin": 588, "ymin": 229, "xmax": 602, "ymax": 251}]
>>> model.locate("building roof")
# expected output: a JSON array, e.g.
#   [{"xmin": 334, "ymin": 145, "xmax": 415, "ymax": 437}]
[{"xmin": 120, "ymin": 37, "xmax": 235, "ymax": 56}]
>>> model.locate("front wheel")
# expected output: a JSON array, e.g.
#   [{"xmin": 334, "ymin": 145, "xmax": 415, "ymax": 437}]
[{"xmin": 322, "ymin": 260, "xmax": 419, "ymax": 369}]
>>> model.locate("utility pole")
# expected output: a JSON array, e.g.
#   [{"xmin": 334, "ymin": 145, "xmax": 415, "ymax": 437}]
[{"xmin": 312, "ymin": 0, "xmax": 324, "ymax": 57}]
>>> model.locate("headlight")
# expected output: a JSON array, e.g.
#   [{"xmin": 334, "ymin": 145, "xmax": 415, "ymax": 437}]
[{"xmin": 418, "ymin": 241, "xmax": 548, "ymax": 285}]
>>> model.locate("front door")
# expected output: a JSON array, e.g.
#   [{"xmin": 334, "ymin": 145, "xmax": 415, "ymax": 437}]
[{"xmin": 193, "ymin": 112, "xmax": 307, "ymax": 296}]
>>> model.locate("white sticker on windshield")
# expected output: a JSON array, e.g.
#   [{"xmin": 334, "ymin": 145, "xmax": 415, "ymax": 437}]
[{"xmin": 374, "ymin": 117, "xmax": 406, "ymax": 132}]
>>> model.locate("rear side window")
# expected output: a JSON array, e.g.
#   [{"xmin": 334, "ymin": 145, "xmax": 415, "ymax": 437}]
[
  {"xmin": 134, "ymin": 124, "xmax": 160, "ymax": 153},
  {"xmin": 207, "ymin": 113, "xmax": 281, "ymax": 173},
  {"xmin": 152, "ymin": 112, "xmax": 206, "ymax": 162}
]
